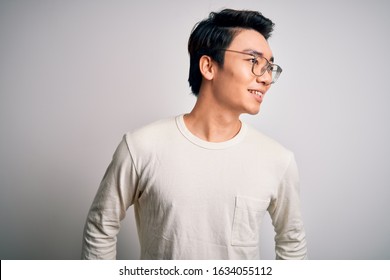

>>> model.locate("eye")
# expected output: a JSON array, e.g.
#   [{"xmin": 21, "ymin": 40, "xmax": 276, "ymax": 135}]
[{"xmin": 249, "ymin": 57, "xmax": 259, "ymax": 65}]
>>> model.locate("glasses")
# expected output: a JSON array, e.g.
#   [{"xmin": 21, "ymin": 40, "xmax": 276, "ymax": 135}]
[{"xmin": 221, "ymin": 49, "xmax": 282, "ymax": 84}]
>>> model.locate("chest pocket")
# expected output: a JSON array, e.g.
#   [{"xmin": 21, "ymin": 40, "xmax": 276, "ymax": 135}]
[{"xmin": 231, "ymin": 196, "xmax": 270, "ymax": 247}]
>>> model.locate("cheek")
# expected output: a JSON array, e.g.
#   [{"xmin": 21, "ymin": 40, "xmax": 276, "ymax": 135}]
[
  {"xmin": 227, "ymin": 67, "xmax": 254, "ymax": 86},
  {"xmin": 214, "ymin": 63, "xmax": 254, "ymax": 96}
]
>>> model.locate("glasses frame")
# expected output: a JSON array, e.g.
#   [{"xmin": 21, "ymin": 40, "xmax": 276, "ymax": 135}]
[{"xmin": 220, "ymin": 49, "xmax": 282, "ymax": 84}]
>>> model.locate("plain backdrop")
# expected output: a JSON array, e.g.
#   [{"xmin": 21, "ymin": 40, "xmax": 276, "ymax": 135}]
[{"xmin": 1, "ymin": 0, "xmax": 389, "ymax": 260}]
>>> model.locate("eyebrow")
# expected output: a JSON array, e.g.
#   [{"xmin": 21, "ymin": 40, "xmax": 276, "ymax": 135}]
[{"xmin": 243, "ymin": 49, "xmax": 274, "ymax": 62}]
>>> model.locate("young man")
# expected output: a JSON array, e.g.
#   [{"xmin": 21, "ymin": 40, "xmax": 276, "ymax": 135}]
[{"xmin": 82, "ymin": 9, "xmax": 307, "ymax": 260}]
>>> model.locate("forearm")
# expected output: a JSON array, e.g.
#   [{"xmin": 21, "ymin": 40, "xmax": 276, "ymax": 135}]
[
  {"xmin": 81, "ymin": 208, "xmax": 120, "ymax": 259},
  {"xmin": 270, "ymin": 154, "xmax": 307, "ymax": 260},
  {"xmin": 275, "ymin": 222, "xmax": 307, "ymax": 259},
  {"xmin": 81, "ymin": 136, "xmax": 138, "ymax": 259}
]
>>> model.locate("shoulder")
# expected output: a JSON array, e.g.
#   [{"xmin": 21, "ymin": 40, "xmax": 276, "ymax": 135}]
[
  {"xmin": 246, "ymin": 124, "xmax": 291, "ymax": 152},
  {"xmin": 122, "ymin": 116, "xmax": 178, "ymax": 153},
  {"xmin": 127, "ymin": 117, "xmax": 176, "ymax": 139},
  {"xmin": 244, "ymin": 124, "xmax": 294, "ymax": 163}
]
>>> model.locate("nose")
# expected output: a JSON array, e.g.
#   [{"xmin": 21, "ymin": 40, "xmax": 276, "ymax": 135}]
[{"xmin": 256, "ymin": 70, "xmax": 272, "ymax": 86}]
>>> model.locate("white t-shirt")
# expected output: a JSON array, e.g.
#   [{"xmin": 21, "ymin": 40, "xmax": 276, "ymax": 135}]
[{"xmin": 82, "ymin": 115, "xmax": 307, "ymax": 259}]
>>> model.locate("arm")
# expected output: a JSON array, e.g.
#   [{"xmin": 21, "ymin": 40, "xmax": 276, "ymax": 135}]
[
  {"xmin": 268, "ymin": 154, "xmax": 307, "ymax": 259},
  {"xmin": 81, "ymin": 136, "xmax": 139, "ymax": 259}
]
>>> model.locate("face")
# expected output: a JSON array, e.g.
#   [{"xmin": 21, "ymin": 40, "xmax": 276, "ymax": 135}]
[{"xmin": 211, "ymin": 29, "xmax": 274, "ymax": 116}]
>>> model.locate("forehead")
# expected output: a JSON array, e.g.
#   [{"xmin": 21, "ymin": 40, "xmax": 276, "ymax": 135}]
[{"xmin": 229, "ymin": 29, "xmax": 273, "ymax": 59}]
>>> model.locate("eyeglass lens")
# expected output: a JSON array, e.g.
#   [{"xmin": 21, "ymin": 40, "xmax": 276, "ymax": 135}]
[{"xmin": 252, "ymin": 57, "xmax": 281, "ymax": 83}]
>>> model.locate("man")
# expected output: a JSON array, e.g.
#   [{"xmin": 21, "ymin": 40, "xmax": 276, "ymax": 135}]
[{"xmin": 82, "ymin": 8, "xmax": 307, "ymax": 260}]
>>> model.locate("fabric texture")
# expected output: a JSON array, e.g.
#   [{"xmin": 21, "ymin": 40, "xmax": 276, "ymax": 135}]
[{"xmin": 82, "ymin": 115, "xmax": 307, "ymax": 259}]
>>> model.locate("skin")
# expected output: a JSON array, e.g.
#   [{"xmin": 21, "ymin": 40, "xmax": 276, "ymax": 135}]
[{"xmin": 184, "ymin": 29, "xmax": 274, "ymax": 142}]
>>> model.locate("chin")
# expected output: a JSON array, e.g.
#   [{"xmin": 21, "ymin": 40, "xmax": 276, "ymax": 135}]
[{"xmin": 246, "ymin": 106, "xmax": 261, "ymax": 115}]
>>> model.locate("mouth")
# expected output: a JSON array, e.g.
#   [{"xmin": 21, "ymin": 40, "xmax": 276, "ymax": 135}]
[{"xmin": 248, "ymin": 89, "xmax": 264, "ymax": 100}]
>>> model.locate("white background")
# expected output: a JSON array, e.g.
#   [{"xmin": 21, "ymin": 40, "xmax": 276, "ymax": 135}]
[{"xmin": 1, "ymin": 0, "xmax": 389, "ymax": 259}]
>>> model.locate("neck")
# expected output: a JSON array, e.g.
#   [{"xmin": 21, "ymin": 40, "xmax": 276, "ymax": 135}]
[{"xmin": 184, "ymin": 93, "xmax": 242, "ymax": 142}]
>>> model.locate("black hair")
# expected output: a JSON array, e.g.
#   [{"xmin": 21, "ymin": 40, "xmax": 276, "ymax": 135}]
[{"xmin": 187, "ymin": 9, "xmax": 274, "ymax": 95}]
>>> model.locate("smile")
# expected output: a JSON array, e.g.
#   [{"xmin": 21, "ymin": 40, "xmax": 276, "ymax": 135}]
[{"xmin": 248, "ymin": 89, "xmax": 263, "ymax": 98}]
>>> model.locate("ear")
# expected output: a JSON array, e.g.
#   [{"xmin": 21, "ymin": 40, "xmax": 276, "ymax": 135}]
[{"xmin": 199, "ymin": 55, "xmax": 215, "ymax": 81}]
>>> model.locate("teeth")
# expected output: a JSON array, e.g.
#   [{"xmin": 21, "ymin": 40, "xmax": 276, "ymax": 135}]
[{"xmin": 249, "ymin": 90, "xmax": 262, "ymax": 97}]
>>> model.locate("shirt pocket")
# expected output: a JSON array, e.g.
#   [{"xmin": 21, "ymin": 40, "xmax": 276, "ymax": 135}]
[{"xmin": 231, "ymin": 196, "xmax": 270, "ymax": 247}]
